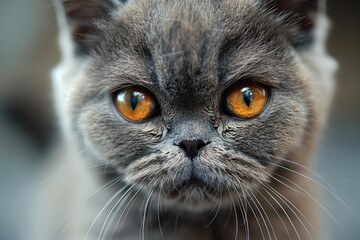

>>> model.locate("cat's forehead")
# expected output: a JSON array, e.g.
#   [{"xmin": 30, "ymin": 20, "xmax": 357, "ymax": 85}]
[
  {"xmin": 145, "ymin": 0, "xmax": 220, "ymax": 99},
  {"xmin": 98, "ymin": 0, "xmax": 292, "ymax": 99}
]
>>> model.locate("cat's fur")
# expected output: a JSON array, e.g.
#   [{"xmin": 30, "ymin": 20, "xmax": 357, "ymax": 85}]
[{"xmin": 32, "ymin": 0, "xmax": 337, "ymax": 239}]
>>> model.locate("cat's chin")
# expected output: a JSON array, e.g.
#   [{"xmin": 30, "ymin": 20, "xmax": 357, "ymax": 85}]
[
  {"xmin": 161, "ymin": 186, "xmax": 247, "ymax": 213},
  {"xmin": 160, "ymin": 180, "xmax": 224, "ymax": 211},
  {"xmin": 165, "ymin": 189, "xmax": 219, "ymax": 211}
]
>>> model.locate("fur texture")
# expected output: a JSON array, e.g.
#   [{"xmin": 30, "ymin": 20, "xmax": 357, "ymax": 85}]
[{"xmin": 33, "ymin": 0, "xmax": 337, "ymax": 239}]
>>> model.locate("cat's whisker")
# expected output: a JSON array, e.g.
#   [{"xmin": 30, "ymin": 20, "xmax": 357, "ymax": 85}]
[
  {"xmin": 242, "ymin": 191, "xmax": 251, "ymax": 240},
  {"xmin": 83, "ymin": 185, "xmax": 128, "ymax": 240},
  {"xmin": 254, "ymin": 187, "xmax": 291, "ymax": 239},
  {"xmin": 238, "ymin": 183, "xmax": 267, "ymax": 240},
  {"xmin": 228, "ymin": 176, "xmax": 251, "ymax": 237},
  {"xmin": 233, "ymin": 186, "xmax": 250, "ymax": 239},
  {"xmin": 268, "ymin": 155, "xmax": 342, "ymax": 211},
  {"xmin": 248, "ymin": 190, "xmax": 276, "ymax": 240},
  {"xmin": 227, "ymin": 188, "xmax": 239, "ymax": 240},
  {"xmin": 265, "ymin": 160, "xmax": 355, "ymax": 227},
  {"xmin": 229, "ymin": 175, "xmax": 256, "ymax": 239},
  {"xmin": 141, "ymin": 185, "xmax": 155, "ymax": 240},
  {"xmin": 272, "ymin": 155, "xmax": 360, "ymax": 225},
  {"xmin": 262, "ymin": 168, "xmax": 304, "ymax": 195},
  {"xmin": 267, "ymin": 168, "xmax": 315, "ymax": 231},
  {"xmin": 260, "ymin": 184, "xmax": 302, "ymax": 240},
  {"xmin": 114, "ymin": 186, "xmax": 144, "ymax": 239},
  {"xmin": 236, "ymin": 184, "xmax": 250, "ymax": 240},
  {"xmin": 157, "ymin": 191, "xmax": 165, "ymax": 240},
  {"xmin": 174, "ymin": 210, "xmax": 180, "ymax": 240},
  {"xmin": 269, "ymin": 154, "xmax": 337, "ymax": 192},
  {"xmin": 26, "ymin": 160, "xmax": 119, "ymax": 198},
  {"xmin": 202, "ymin": 182, "xmax": 222, "ymax": 222},
  {"xmin": 204, "ymin": 195, "xmax": 222, "ymax": 228},
  {"xmin": 203, "ymin": 198, "xmax": 220, "ymax": 220},
  {"xmin": 223, "ymin": 187, "xmax": 233, "ymax": 229},
  {"xmin": 262, "ymin": 182, "xmax": 315, "ymax": 240},
  {"xmin": 96, "ymin": 185, "xmax": 135, "ymax": 240},
  {"xmin": 274, "ymin": 172, "xmax": 329, "ymax": 230},
  {"xmin": 110, "ymin": 189, "xmax": 140, "ymax": 239},
  {"xmin": 49, "ymin": 175, "xmax": 124, "ymax": 240},
  {"xmin": 45, "ymin": 0, "xmax": 74, "ymax": 12},
  {"xmin": 104, "ymin": 185, "xmax": 134, "ymax": 240},
  {"xmin": 268, "ymin": 171, "xmax": 341, "ymax": 230},
  {"xmin": 258, "ymin": 170, "xmax": 318, "ymax": 233}
]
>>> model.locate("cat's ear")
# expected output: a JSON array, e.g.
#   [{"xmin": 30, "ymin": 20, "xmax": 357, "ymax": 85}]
[
  {"xmin": 55, "ymin": 0, "xmax": 122, "ymax": 54},
  {"xmin": 266, "ymin": 0, "xmax": 320, "ymax": 47}
]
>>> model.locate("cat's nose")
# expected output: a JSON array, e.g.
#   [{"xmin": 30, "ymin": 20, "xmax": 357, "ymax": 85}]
[{"xmin": 177, "ymin": 139, "xmax": 208, "ymax": 159}]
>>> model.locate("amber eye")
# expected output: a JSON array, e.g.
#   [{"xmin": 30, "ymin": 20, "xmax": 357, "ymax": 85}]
[
  {"xmin": 224, "ymin": 82, "xmax": 269, "ymax": 119},
  {"xmin": 115, "ymin": 87, "xmax": 159, "ymax": 122}
]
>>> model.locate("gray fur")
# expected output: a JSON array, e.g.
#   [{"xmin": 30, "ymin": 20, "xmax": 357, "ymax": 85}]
[{"xmin": 37, "ymin": 0, "xmax": 337, "ymax": 239}]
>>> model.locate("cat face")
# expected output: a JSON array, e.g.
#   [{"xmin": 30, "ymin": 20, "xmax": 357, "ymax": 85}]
[{"xmin": 54, "ymin": 0, "xmax": 335, "ymax": 208}]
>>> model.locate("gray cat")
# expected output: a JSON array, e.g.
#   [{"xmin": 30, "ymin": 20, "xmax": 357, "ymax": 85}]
[{"xmin": 31, "ymin": 0, "xmax": 337, "ymax": 239}]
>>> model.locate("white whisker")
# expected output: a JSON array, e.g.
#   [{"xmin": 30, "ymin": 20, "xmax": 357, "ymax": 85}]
[
  {"xmin": 263, "ymin": 182, "xmax": 314, "ymax": 240},
  {"xmin": 115, "ymin": 186, "xmax": 144, "ymax": 239},
  {"xmin": 259, "ymin": 170, "xmax": 317, "ymax": 234},
  {"xmin": 268, "ymin": 159, "xmax": 359, "ymax": 224},
  {"xmin": 240, "ymin": 185, "xmax": 266, "ymax": 240},
  {"xmin": 254, "ymin": 187, "xmax": 291, "ymax": 239},
  {"xmin": 84, "ymin": 185, "xmax": 128, "ymax": 240},
  {"xmin": 269, "ymin": 154, "xmax": 337, "ymax": 193},
  {"xmin": 103, "ymin": 185, "xmax": 134, "ymax": 240},
  {"xmin": 266, "ymin": 161, "xmax": 345, "ymax": 229},
  {"xmin": 261, "ymin": 184, "xmax": 301, "ymax": 240},
  {"xmin": 204, "ymin": 196, "xmax": 222, "ymax": 228},
  {"xmin": 141, "ymin": 187, "xmax": 155, "ymax": 240},
  {"xmin": 228, "ymin": 189, "xmax": 239, "ymax": 240},
  {"xmin": 157, "ymin": 191, "xmax": 165, "ymax": 240},
  {"xmin": 96, "ymin": 185, "xmax": 134, "ymax": 240},
  {"xmin": 25, "ymin": 160, "xmax": 118, "ymax": 199},
  {"xmin": 249, "ymin": 190, "xmax": 276, "ymax": 240},
  {"xmin": 50, "ymin": 176, "xmax": 123, "ymax": 239}
]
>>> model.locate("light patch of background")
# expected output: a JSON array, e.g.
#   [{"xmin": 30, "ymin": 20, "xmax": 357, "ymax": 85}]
[{"xmin": 0, "ymin": 0, "xmax": 359, "ymax": 239}]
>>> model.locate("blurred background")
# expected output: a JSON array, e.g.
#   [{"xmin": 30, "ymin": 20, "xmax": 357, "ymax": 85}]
[{"xmin": 0, "ymin": 0, "xmax": 359, "ymax": 239}]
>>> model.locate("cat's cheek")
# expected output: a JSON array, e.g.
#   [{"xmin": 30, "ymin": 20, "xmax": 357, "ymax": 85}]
[
  {"xmin": 199, "ymin": 145, "xmax": 269, "ymax": 177},
  {"xmin": 218, "ymin": 98, "xmax": 309, "ymax": 160},
  {"xmin": 75, "ymin": 104, "xmax": 166, "ymax": 167}
]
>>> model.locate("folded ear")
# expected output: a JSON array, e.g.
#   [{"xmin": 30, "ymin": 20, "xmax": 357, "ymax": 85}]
[
  {"xmin": 267, "ymin": 0, "xmax": 320, "ymax": 47},
  {"xmin": 55, "ymin": 0, "xmax": 121, "ymax": 54}
]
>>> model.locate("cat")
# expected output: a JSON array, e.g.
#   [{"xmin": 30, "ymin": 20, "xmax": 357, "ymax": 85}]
[{"xmin": 31, "ymin": 0, "xmax": 337, "ymax": 239}]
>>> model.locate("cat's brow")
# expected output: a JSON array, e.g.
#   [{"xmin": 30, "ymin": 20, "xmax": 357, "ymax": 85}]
[
  {"xmin": 142, "ymin": 45, "xmax": 159, "ymax": 87},
  {"xmin": 216, "ymin": 33, "xmax": 290, "ymax": 88}
]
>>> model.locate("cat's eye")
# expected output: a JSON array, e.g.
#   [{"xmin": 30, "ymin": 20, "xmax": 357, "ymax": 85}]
[
  {"xmin": 114, "ymin": 87, "xmax": 159, "ymax": 122},
  {"xmin": 224, "ymin": 82, "xmax": 269, "ymax": 119}
]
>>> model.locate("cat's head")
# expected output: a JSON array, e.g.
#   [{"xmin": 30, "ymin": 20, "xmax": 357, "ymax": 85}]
[{"xmin": 53, "ymin": 0, "xmax": 336, "ymax": 209}]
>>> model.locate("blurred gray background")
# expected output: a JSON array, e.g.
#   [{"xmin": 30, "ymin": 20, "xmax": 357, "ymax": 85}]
[{"xmin": 0, "ymin": 0, "xmax": 359, "ymax": 239}]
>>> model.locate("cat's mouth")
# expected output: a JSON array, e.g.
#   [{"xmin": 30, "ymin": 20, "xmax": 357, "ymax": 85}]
[
  {"xmin": 177, "ymin": 175, "xmax": 207, "ymax": 190},
  {"xmin": 168, "ymin": 172, "xmax": 218, "ymax": 202}
]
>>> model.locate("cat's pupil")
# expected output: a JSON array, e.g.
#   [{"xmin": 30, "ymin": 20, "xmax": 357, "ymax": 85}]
[
  {"xmin": 241, "ymin": 87, "xmax": 253, "ymax": 107},
  {"xmin": 130, "ymin": 92, "xmax": 139, "ymax": 110}
]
